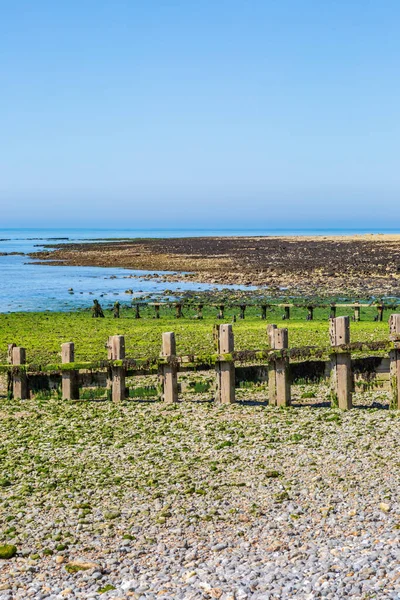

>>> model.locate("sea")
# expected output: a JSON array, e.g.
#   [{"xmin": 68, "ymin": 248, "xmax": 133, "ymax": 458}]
[{"xmin": 0, "ymin": 227, "xmax": 398, "ymax": 313}]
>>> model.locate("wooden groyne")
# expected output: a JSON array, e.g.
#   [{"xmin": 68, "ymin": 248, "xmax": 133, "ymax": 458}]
[
  {"xmin": 131, "ymin": 301, "xmax": 392, "ymax": 322},
  {"xmin": 3, "ymin": 315, "xmax": 400, "ymax": 410}
]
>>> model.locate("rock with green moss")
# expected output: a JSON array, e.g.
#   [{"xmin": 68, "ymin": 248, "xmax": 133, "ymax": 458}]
[
  {"xmin": 103, "ymin": 510, "xmax": 120, "ymax": 520},
  {"xmin": 0, "ymin": 545, "xmax": 17, "ymax": 559},
  {"xmin": 98, "ymin": 584, "xmax": 116, "ymax": 594},
  {"xmin": 265, "ymin": 470, "xmax": 281, "ymax": 478}
]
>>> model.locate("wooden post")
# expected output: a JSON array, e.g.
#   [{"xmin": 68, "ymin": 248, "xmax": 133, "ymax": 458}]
[
  {"xmin": 160, "ymin": 332, "xmax": 178, "ymax": 404},
  {"xmin": 12, "ymin": 347, "xmax": 28, "ymax": 400},
  {"xmin": 111, "ymin": 335, "xmax": 126, "ymax": 402},
  {"xmin": 330, "ymin": 305, "xmax": 336, "ymax": 319},
  {"xmin": 7, "ymin": 343, "xmax": 16, "ymax": 364},
  {"xmin": 134, "ymin": 303, "xmax": 141, "ymax": 319},
  {"xmin": 215, "ymin": 324, "xmax": 235, "ymax": 404},
  {"xmin": 261, "ymin": 304, "xmax": 267, "ymax": 320},
  {"xmin": 61, "ymin": 342, "xmax": 79, "ymax": 400},
  {"xmin": 307, "ymin": 306, "xmax": 314, "ymax": 321},
  {"xmin": 217, "ymin": 305, "xmax": 225, "ymax": 320},
  {"xmin": 274, "ymin": 328, "xmax": 290, "ymax": 407},
  {"xmin": 105, "ymin": 336, "xmax": 113, "ymax": 398},
  {"xmin": 284, "ymin": 305, "xmax": 290, "ymax": 320},
  {"xmin": 329, "ymin": 316, "xmax": 352, "ymax": 410},
  {"xmin": 377, "ymin": 304, "xmax": 384, "ymax": 322},
  {"xmin": 7, "ymin": 343, "xmax": 16, "ymax": 397},
  {"xmin": 175, "ymin": 303, "xmax": 183, "ymax": 318},
  {"xmin": 213, "ymin": 323, "xmax": 220, "ymax": 351},
  {"xmin": 354, "ymin": 304, "xmax": 361, "ymax": 322},
  {"xmin": 389, "ymin": 314, "xmax": 400, "ymax": 409},
  {"xmin": 154, "ymin": 304, "xmax": 160, "ymax": 319},
  {"xmin": 267, "ymin": 323, "xmax": 277, "ymax": 347},
  {"xmin": 267, "ymin": 325, "xmax": 278, "ymax": 405},
  {"xmin": 197, "ymin": 304, "xmax": 204, "ymax": 319},
  {"xmin": 239, "ymin": 304, "xmax": 246, "ymax": 320}
]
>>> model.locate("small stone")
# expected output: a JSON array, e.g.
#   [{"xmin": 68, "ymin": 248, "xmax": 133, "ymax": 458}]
[{"xmin": 212, "ymin": 542, "xmax": 228, "ymax": 551}]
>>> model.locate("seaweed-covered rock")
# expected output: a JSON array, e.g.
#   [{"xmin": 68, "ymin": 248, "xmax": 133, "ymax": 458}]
[{"xmin": 0, "ymin": 544, "xmax": 17, "ymax": 559}]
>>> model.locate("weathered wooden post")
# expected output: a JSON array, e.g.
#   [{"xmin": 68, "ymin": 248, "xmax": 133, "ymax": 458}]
[
  {"xmin": 261, "ymin": 304, "xmax": 267, "ymax": 320},
  {"xmin": 377, "ymin": 304, "xmax": 384, "ymax": 322},
  {"xmin": 105, "ymin": 336, "xmax": 113, "ymax": 397},
  {"xmin": 154, "ymin": 304, "xmax": 160, "ymax": 319},
  {"xmin": 307, "ymin": 306, "xmax": 314, "ymax": 321},
  {"xmin": 61, "ymin": 342, "xmax": 79, "ymax": 400},
  {"xmin": 267, "ymin": 325, "xmax": 277, "ymax": 405},
  {"xmin": 213, "ymin": 323, "xmax": 220, "ymax": 350},
  {"xmin": 215, "ymin": 324, "xmax": 235, "ymax": 404},
  {"xmin": 196, "ymin": 304, "xmax": 204, "ymax": 319},
  {"xmin": 7, "ymin": 343, "xmax": 16, "ymax": 364},
  {"xmin": 134, "ymin": 303, "xmax": 141, "ymax": 319},
  {"xmin": 110, "ymin": 335, "xmax": 126, "ymax": 402},
  {"xmin": 7, "ymin": 343, "xmax": 16, "ymax": 397},
  {"xmin": 274, "ymin": 328, "xmax": 290, "ymax": 407},
  {"xmin": 12, "ymin": 347, "xmax": 28, "ymax": 400},
  {"xmin": 267, "ymin": 323, "xmax": 277, "ymax": 347},
  {"xmin": 239, "ymin": 304, "xmax": 246, "ymax": 320},
  {"xmin": 354, "ymin": 304, "xmax": 361, "ymax": 322},
  {"xmin": 175, "ymin": 303, "xmax": 183, "ymax": 319},
  {"xmin": 329, "ymin": 316, "xmax": 352, "ymax": 410},
  {"xmin": 284, "ymin": 305, "xmax": 290, "ymax": 320},
  {"xmin": 160, "ymin": 332, "xmax": 178, "ymax": 404},
  {"xmin": 217, "ymin": 305, "xmax": 225, "ymax": 320},
  {"xmin": 389, "ymin": 314, "xmax": 400, "ymax": 409},
  {"xmin": 330, "ymin": 305, "xmax": 336, "ymax": 319}
]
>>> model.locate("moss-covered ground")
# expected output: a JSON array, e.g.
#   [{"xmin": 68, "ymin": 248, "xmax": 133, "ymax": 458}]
[{"xmin": 0, "ymin": 305, "xmax": 390, "ymax": 365}]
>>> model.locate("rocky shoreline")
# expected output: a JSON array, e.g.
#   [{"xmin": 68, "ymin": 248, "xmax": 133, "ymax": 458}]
[{"xmin": 28, "ymin": 235, "xmax": 400, "ymax": 299}]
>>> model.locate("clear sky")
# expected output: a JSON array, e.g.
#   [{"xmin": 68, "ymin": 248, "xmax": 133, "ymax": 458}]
[{"xmin": 1, "ymin": 0, "xmax": 399, "ymax": 229}]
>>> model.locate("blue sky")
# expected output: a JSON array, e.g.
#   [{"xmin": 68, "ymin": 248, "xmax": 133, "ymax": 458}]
[{"xmin": 1, "ymin": 1, "xmax": 399, "ymax": 229}]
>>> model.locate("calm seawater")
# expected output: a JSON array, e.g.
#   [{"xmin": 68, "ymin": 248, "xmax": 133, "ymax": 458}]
[{"xmin": 1, "ymin": 227, "xmax": 398, "ymax": 313}]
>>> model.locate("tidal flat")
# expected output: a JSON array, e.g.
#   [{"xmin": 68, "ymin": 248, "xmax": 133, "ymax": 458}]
[{"xmin": 29, "ymin": 234, "xmax": 400, "ymax": 298}]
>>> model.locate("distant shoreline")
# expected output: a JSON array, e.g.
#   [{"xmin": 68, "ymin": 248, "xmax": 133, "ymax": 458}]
[{"xmin": 28, "ymin": 234, "xmax": 400, "ymax": 299}]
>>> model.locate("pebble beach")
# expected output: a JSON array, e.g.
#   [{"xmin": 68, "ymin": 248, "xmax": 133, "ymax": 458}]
[{"xmin": 1, "ymin": 386, "xmax": 399, "ymax": 599}]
